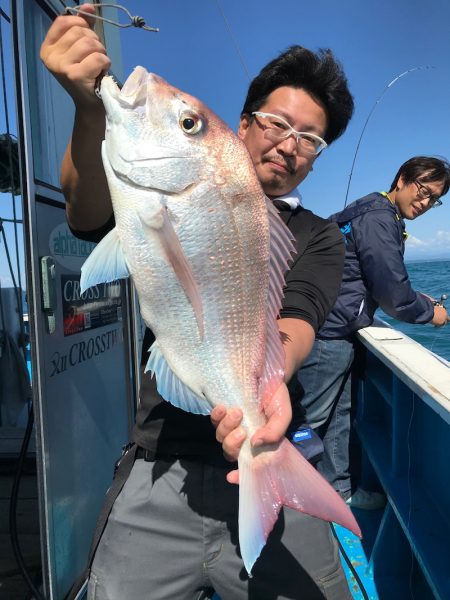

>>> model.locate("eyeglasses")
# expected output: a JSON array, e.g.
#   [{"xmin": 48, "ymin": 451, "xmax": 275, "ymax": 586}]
[
  {"xmin": 251, "ymin": 112, "xmax": 328, "ymax": 156},
  {"xmin": 413, "ymin": 180, "xmax": 442, "ymax": 208}
]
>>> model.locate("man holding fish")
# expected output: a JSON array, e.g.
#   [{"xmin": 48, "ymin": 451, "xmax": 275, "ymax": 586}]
[{"xmin": 41, "ymin": 5, "xmax": 356, "ymax": 599}]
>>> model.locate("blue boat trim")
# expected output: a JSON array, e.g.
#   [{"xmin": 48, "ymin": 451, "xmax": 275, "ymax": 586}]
[{"xmin": 354, "ymin": 320, "xmax": 450, "ymax": 600}]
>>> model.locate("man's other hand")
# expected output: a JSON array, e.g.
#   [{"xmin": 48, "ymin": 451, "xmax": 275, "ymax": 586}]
[
  {"xmin": 211, "ymin": 382, "xmax": 292, "ymax": 485},
  {"xmin": 40, "ymin": 3, "xmax": 110, "ymax": 108},
  {"xmin": 431, "ymin": 304, "xmax": 449, "ymax": 327}
]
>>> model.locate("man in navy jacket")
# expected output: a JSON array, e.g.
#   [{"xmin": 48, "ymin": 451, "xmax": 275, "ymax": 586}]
[{"xmin": 297, "ymin": 156, "xmax": 450, "ymax": 508}]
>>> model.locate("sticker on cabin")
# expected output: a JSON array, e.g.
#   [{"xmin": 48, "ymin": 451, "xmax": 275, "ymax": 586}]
[
  {"xmin": 61, "ymin": 274, "xmax": 122, "ymax": 336},
  {"xmin": 49, "ymin": 223, "xmax": 97, "ymax": 271}
]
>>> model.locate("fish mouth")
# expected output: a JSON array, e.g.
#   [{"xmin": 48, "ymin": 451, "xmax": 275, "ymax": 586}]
[
  {"xmin": 101, "ymin": 66, "xmax": 153, "ymax": 111},
  {"xmin": 120, "ymin": 66, "xmax": 149, "ymax": 98},
  {"xmin": 100, "ymin": 74, "xmax": 122, "ymax": 107}
]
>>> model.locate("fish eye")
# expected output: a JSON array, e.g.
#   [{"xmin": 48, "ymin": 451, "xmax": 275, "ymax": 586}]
[{"xmin": 179, "ymin": 111, "xmax": 203, "ymax": 135}]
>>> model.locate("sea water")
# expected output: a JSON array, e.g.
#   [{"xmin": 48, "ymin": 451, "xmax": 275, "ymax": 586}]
[{"xmin": 378, "ymin": 259, "xmax": 450, "ymax": 361}]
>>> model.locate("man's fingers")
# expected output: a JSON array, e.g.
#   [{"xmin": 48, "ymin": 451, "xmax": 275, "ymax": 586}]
[
  {"xmin": 75, "ymin": 3, "xmax": 98, "ymax": 27},
  {"xmin": 211, "ymin": 383, "xmax": 292, "ymax": 479},
  {"xmin": 210, "ymin": 405, "xmax": 226, "ymax": 429},
  {"xmin": 213, "ymin": 408, "xmax": 243, "ymax": 444},
  {"xmin": 251, "ymin": 382, "xmax": 292, "ymax": 447},
  {"xmin": 43, "ymin": 27, "xmax": 105, "ymax": 71},
  {"xmin": 250, "ymin": 412, "xmax": 290, "ymax": 447},
  {"xmin": 40, "ymin": 15, "xmax": 109, "ymax": 104},
  {"xmin": 43, "ymin": 14, "xmax": 93, "ymax": 48},
  {"xmin": 53, "ymin": 26, "xmax": 102, "ymax": 58},
  {"xmin": 222, "ymin": 427, "xmax": 246, "ymax": 462},
  {"xmin": 226, "ymin": 469, "xmax": 239, "ymax": 485},
  {"xmin": 211, "ymin": 406, "xmax": 245, "ymax": 463},
  {"xmin": 66, "ymin": 46, "xmax": 110, "ymax": 77},
  {"xmin": 59, "ymin": 39, "xmax": 108, "ymax": 78}
]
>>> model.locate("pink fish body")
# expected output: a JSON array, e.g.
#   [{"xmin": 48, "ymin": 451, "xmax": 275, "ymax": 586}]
[{"xmin": 80, "ymin": 66, "xmax": 361, "ymax": 574}]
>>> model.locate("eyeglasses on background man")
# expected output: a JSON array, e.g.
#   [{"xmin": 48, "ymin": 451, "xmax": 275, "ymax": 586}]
[{"xmin": 414, "ymin": 179, "xmax": 442, "ymax": 207}]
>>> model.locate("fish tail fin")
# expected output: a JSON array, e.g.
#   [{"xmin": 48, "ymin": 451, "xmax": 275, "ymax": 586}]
[{"xmin": 238, "ymin": 438, "xmax": 361, "ymax": 575}]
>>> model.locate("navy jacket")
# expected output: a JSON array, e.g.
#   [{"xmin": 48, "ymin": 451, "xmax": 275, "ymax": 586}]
[{"xmin": 318, "ymin": 192, "xmax": 434, "ymax": 339}]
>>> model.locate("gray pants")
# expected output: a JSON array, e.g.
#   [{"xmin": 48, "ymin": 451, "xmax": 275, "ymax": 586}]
[{"xmin": 88, "ymin": 457, "xmax": 351, "ymax": 600}]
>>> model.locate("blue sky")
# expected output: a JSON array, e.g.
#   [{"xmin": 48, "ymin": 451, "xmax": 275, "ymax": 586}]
[{"xmin": 116, "ymin": 0, "xmax": 450, "ymax": 260}]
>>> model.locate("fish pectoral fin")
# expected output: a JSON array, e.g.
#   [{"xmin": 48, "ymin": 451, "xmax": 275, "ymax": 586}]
[
  {"xmin": 145, "ymin": 341, "xmax": 211, "ymax": 415},
  {"xmin": 137, "ymin": 203, "xmax": 204, "ymax": 341},
  {"xmin": 80, "ymin": 227, "xmax": 130, "ymax": 293}
]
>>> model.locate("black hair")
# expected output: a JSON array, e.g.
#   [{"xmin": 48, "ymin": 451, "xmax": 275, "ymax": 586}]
[
  {"xmin": 389, "ymin": 156, "xmax": 450, "ymax": 197},
  {"xmin": 241, "ymin": 45, "xmax": 354, "ymax": 145}
]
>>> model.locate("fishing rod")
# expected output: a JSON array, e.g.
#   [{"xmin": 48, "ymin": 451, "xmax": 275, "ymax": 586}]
[
  {"xmin": 429, "ymin": 292, "xmax": 450, "ymax": 357},
  {"xmin": 344, "ymin": 66, "xmax": 435, "ymax": 207},
  {"xmin": 434, "ymin": 293, "xmax": 448, "ymax": 307}
]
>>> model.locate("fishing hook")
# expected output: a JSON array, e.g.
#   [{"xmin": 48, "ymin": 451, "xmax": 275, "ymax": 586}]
[
  {"xmin": 64, "ymin": 4, "xmax": 158, "ymax": 97},
  {"xmin": 64, "ymin": 3, "xmax": 159, "ymax": 32},
  {"xmin": 344, "ymin": 66, "xmax": 435, "ymax": 207}
]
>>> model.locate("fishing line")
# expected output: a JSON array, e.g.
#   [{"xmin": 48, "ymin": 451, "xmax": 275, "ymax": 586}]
[
  {"xmin": 64, "ymin": 3, "xmax": 159, "ymax": 32},
  {"xmin": 214, "ymin": 0, "xmax": 251, "ymax": 81},
  {"xmin": 344, "ymin": 66, "xmax": 435, "ymax": 207},
  {"xmin": 429, "ymin": 328, "xmax": 444, "ymax": 356}
]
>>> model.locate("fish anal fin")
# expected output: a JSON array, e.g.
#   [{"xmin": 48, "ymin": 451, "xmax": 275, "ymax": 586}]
[{"xmin": 146, "ymin": 342, "xmax": 211, "ymax": 415}]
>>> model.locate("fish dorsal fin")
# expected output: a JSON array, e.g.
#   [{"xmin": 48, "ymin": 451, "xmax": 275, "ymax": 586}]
[
  {"xmin": 137, "ymin": 203, "xmax": 204, "ymax": 341},
  {"xmin": 80, "ymin": 227, "xmax": 130, "ymax": 294},
  {"xmin": 259, "ymin": 199, "xmax": 296, "ymax": 402},
  {"xmin": 145, "ymin": 342, "xmax": 211, "ymax": 415}
]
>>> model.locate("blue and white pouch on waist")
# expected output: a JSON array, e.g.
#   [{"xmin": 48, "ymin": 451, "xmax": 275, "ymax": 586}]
[{"xmin": 289, "ymin": 425, "xmax": 324, "ymax": 465}]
